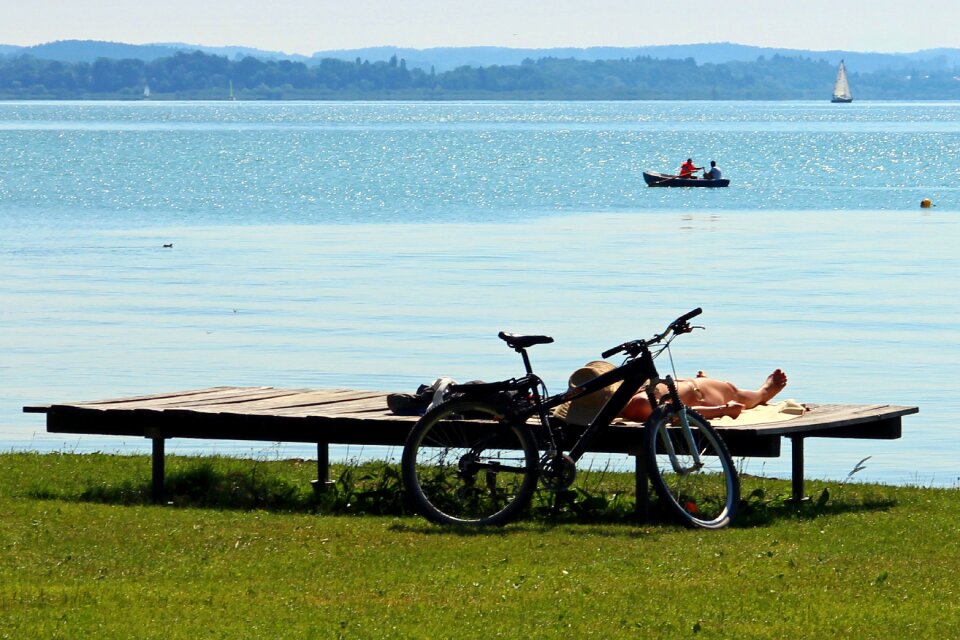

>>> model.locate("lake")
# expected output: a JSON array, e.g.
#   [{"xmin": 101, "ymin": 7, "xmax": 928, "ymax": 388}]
[{"xmin": 1, "ymin": 100, "xmax": 958, "ymax": 486}]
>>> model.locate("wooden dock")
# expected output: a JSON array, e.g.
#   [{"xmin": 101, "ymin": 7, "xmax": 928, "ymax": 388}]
[{"xmin": 24, "ymin": 386, "xmax": 918, "ymax": 508}]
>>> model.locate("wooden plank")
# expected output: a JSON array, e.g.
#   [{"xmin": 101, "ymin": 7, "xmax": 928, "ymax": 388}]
[
  {"xmin": 62, "ymin": 387, "xmax": 277, "ymax": 411},
  {"xmin": 46, "ymin": 405, "xmax": 175, "ymax": 437},
  {"xmin": 24, "ymin": 387, "xmax": 249, "ymax": 413},
  {"xmin": 70, "ymin": 387, "xmax": 259, "ymax": 407},
  {"xmin": 139, "ymin": 388, "xmax": 320, "ymax": 411},
  {"xmin": 263, "ymin": 397, "xmax": 393, "ymax": 417},
  {"xmin": 67, "ymin": 388, "xmax": 390, "ymax": 415},
  {"xmin": 203, "ymin": 390, "xmax": 388, "ymax": 414},
  {"xmin": 43, "ymin": 403, "xmax": 414, "ymax": 444},
  {"xmin": 717, "ymin": 404, "xmax": 917, "ymax": 436},
  {"xmin": 148, "ymin": 388, "xmax": 316, "ymax": 408},
  {"xmin": 23, "ymin": 404, "xmax": 51, "ymax": 414},
  {"xmin": 285, "ymin": 409, "xmax": 413, "ymax": 421}
]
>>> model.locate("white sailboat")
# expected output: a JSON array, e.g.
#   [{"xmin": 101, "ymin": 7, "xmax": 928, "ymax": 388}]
[
  {"xmin": 831, "ymin": 60, "xmax": 853, "ymax": 103},
  {"xmin": 143, "ymin": 84, "xmax": 151, "ymax": 99}
]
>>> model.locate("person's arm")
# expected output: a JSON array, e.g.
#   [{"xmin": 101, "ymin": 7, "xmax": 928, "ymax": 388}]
[
  {"xmin": 621, "ymin": 396, "xmax": 744, "ymax": 423},
  {"xmin": 691, "ymin": 401, "xmax": 744, "ymax": 419}
]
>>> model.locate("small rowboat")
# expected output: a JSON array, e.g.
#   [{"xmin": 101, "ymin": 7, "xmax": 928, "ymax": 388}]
[{"xmin": 643, "ymin": 170, "xmax": 729, "ymax": 188}]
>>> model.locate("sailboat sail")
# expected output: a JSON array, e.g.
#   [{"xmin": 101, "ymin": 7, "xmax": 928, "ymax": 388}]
[{"xmin": 831, "ymin": 61, "xmax": 852, "ymax": 103}]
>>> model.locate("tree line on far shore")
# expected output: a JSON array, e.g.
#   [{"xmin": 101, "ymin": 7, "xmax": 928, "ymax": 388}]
[{"xmin": 1, "ymin": 49, "xmax": 959, "ymax": 100}]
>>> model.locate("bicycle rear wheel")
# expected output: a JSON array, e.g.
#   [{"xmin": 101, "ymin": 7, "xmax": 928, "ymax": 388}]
[
  {"xmin": 402, "ymin": 398, "xmax": 539, "ymax": 526},
  {"xmin": 645, "ymin": 407, "xmax": 739, "ymax": 528}
]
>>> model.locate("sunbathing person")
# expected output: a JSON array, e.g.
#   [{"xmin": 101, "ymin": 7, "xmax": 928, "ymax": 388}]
[{"xmin": 621, "ymin": 369, "xmax": 788, "ymax": 422}]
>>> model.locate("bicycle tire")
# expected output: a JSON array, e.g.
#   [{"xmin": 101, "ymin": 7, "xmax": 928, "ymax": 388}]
[
  {"xmin": 645, "ymin": 407, "xmax": 739, "ymax": 528},
  {"xmin": 401, "ymin": 398, "xmax": 539, "ymax": 526}
]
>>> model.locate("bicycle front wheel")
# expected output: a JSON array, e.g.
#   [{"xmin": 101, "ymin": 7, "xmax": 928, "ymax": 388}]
[
  {"xmin": 645, "ymin": 408, "xmax": 739, "ymax": 529},
  {"xmin": 402, "ymin": 399, "xmax": 539, "ymax": 526}
]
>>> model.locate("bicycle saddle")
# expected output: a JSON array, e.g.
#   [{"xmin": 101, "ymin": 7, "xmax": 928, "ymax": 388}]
[{"xmin": 498, "ymin": 331, "xmax": 554, "ymax": 350}]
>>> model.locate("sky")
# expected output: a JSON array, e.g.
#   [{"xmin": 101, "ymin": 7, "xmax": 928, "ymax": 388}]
[{"xmin": 1, "ymin": 0, "xmax": 958, "ymax": 55}]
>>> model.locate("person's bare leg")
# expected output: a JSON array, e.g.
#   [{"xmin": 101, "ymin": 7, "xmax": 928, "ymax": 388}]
[
  {"xmin": 622, "ymin": 393, "xmax": 654, "ymax": 422},
  {"xmin": 732, "ymin": 369, "xmax": 787, "ymax": 408}
]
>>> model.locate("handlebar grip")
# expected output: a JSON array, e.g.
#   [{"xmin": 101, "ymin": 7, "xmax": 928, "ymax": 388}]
[
  {"xmin": 601, "ymin": 344, "xmax": 623, "ymax": 359},
  {"xmin": 676, "ymin": 307, "xmax": 702, "ymax": 324}
]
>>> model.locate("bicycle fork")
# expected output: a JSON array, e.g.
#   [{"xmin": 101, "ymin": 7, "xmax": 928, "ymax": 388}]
[{"xmin": 655, "ymin": 376, "xmax": 704, "ymax": 475}]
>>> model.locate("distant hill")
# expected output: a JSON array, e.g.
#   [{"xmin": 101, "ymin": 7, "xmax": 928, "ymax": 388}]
[
  {"xmin": 15, "ymin": 40, "xmax": 182, "ymax": 62},
  {"xmin": 2, "ymin": 40, "xmax": 960, "ymax": 75},
  {"xmin": 0, "ymin": 39, "xmax": 311, "ymax": 63},
  {"xmin": 310, "ymin": 44, "xmax": 960, "ymax": 73}
]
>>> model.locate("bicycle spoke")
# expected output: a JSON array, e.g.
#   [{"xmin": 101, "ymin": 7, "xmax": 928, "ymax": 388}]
[
  {"xmin": 402, "ymin": 400, "xmax": 538, "ymax": 526},
  {"xmin": 647, "ymin": 409, "xmax": 739, "ymax": 528}
]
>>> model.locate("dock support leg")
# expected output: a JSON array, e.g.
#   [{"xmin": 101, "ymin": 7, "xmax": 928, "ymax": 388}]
[
  {"xmin": 631, "ymin": 436, "xmax": 650, "ymax": 522},
  {"xmin": 311, "ymin": 442, "xmax": 334, "ymax": 495},
  {"xmin": 789, "ymin": 436, "xmax": 806, "ymax": 502},
  {"xmin": 151, "ymin": 436, "xmax": 165, "ymax": 504},
  {"xmin": 635, "ymin": 453, "xmax": 649, "ymax": 522}
]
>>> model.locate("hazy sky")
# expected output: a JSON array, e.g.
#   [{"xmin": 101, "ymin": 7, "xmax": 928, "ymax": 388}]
[{"xmin": 2, "ymin": 0, "xmax": 957, "ymax": 55}]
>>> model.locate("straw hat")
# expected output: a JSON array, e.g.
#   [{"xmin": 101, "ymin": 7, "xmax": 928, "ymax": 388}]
[{"xmin": 552, "ymin": 360, "xmax": 621, "ymax": 427}]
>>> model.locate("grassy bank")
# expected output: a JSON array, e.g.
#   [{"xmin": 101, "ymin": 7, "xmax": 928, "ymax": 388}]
[{"xmin": 1, "ymin": 452, "xmax": 958, "ymax": 638}]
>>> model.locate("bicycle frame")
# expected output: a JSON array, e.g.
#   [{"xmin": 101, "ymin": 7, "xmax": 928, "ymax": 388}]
[
  {"xmin": 504, "ymin": 333, "xmax": 705, "ymax": 476},
  {"xmin": 447, "ymin": 309, "xmax": 706, "ymax": 475},
  {"xmin": 495, "ymin": 345, "xmax": 656, "ymax": 460},
  {"xmin": 537, "ymin": 354, "xmax": 652, "ymax": 461}
]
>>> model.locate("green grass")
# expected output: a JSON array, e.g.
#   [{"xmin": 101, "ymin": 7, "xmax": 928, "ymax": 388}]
[{"xmin": 1, "ymin": 452, "xmax": 959, "ymax": 638}]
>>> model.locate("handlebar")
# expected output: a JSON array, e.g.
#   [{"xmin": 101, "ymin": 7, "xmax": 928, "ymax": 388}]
[
  {"xmin": 601, "ymin": 308, "xmax": 702, "ymax": 359},
  {"xmin": 675, "ymin": 307, "xmax": 703, "ymax": 325}
]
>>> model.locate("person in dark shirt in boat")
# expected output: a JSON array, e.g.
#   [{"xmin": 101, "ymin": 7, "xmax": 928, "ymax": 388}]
[
  {"xmin": 704, "ymin": 160, "xmax": 722, "ymax": 180},
  {"xmin": 678, "ymin": 158, "xmax": 702, "ymax": 178}
]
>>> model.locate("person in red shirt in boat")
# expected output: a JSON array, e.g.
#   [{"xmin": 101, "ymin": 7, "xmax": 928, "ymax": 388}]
[{"xmin": 678, "ymin": 158, "xmax": 702, "ymax": 178}]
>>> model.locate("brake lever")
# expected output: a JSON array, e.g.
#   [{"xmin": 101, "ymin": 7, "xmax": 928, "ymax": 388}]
[{"xmin": 674, "ymin": 322, "xmax": 705, "ymax": 335}]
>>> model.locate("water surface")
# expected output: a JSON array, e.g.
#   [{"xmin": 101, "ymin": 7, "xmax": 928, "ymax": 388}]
[{"xmin": 1, "ymin": 101, "xmax": 958, "ymax": 486}]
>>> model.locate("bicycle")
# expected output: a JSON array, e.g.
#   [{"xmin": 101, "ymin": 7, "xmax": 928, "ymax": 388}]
[{"xmin": 401, "ymin": 308, "xmax": 740, "ymax": 529}]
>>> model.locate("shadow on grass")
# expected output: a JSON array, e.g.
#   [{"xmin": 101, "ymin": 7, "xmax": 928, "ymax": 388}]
[
  {"xmin": 734, "ymin": 485, "xmax": 898, "ymax": 527},
  {"xmin": 30, "ymin": 460, "xmax": 410, "ymax": 517},
  {"xmin": 28, "ymin": 460, "xmax": 898, "ymax": 529}
]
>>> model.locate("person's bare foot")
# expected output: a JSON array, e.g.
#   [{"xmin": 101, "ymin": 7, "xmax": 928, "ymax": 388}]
[{"xmin": 759, "ymin": 369, "xmax": 788, "ymax": 403}]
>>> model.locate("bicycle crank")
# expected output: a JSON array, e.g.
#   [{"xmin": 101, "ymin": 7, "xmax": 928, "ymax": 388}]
[{"xmin": 539, "ymin": 453, "xmax": 577, "ymax": 491}]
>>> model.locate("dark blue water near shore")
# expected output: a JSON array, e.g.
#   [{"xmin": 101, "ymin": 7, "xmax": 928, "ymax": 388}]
[{"xmin": 1, "ymin": 101, "xmax": 958, "ymax": 486}]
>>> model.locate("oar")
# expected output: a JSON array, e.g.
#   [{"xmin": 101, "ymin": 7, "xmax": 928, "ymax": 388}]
[{"xmin": 652, "ymin": 171, "xmax": 696, "ymax": 185}]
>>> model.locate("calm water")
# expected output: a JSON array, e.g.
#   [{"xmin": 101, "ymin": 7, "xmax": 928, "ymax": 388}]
[{"xmin": 1, "ymin": 100, "xmax": 958, "ymax": 486}]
